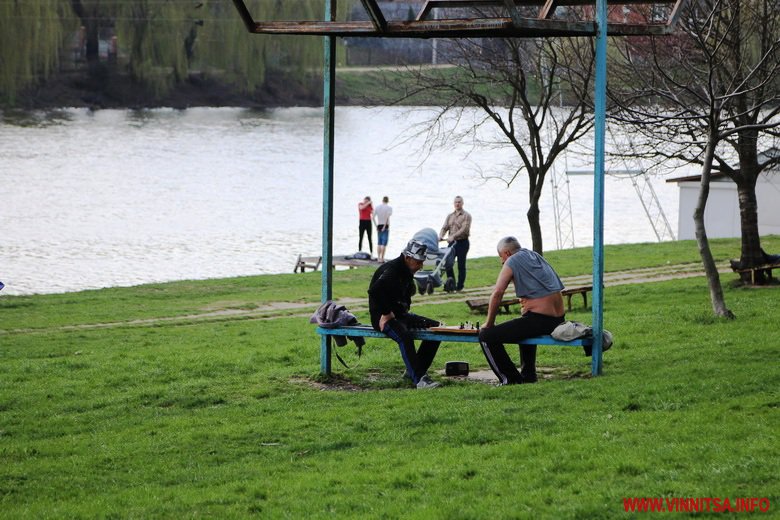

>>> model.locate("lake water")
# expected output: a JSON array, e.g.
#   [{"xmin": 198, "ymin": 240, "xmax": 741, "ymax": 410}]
[{"xmin": 0, "ymin": 106, "xmax": 692, "ymax": 296}]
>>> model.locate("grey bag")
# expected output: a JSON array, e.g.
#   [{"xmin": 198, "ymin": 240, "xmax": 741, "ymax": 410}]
[{"xmin": 551, "ymin": 320, "xmax": 613, "ymax": 355}]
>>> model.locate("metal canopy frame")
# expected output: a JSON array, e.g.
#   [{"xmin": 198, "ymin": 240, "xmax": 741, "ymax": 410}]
[
  {"xmin": 231, "ymin": 0, "xmax": 682, "ymax": 377},
  {"xmin": 232, "ymin": 0, "xmax": 683, "ymax": 37}
]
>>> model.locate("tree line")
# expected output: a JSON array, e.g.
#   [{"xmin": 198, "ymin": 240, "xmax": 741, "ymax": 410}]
[{"xmin": 0, "ymin": 0, "xmax": 359, "ymax": 105}]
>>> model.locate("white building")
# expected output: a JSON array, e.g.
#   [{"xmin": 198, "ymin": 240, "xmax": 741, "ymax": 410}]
[{"xmin": 669, "ymin": 149, "xmax": 780, "ymax": 240}]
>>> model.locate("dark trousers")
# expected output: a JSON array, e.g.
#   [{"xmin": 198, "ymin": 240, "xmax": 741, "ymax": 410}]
[
  {"xmin": 383, "ymin": 315, "xmax": 440, "ymax": 384},
  {"xmin": 358, "ymin": 219, "xmax": 373, "ymax": 253},
  {"xmin": 445, "ymin": 239, "xmax": 470, "ymax": 290},
  {"xmin": 478, "ymin": 312, "xmax": 564, "ymax": 384}
]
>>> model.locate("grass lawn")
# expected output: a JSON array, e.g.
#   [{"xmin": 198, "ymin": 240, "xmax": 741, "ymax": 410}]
[{"xmin": 1, "ymin": 237, "xmax": 778, "ymax": 518}]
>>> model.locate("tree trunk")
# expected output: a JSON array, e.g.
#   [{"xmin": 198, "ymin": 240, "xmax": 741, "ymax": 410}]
[
  {"xmin": 737, "ymin": 170, "xmax": 769, "ymax": 285},
  {"xmin": 695, "ymin": 137, "xmax": 735, "ymax": 319},
  {"xmin": 527, "ymin": 199, "xmax": 543, "ymax": 254}
]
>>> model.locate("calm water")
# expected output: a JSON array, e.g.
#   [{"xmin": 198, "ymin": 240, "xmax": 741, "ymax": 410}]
[{"xmin": 1, "ymin": 106, "xmax": 689, "ymax": 295}]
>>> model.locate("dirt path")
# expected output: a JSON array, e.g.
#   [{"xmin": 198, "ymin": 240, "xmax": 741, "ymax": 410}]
[{"xmin": 3, "ymin": 261, "xmax": 733, "ymax": 335}]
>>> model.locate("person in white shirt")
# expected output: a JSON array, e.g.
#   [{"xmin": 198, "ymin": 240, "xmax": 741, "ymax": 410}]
[{"xmin": 373, "ymin": 196, "xmax": 393, "ymax": 262}]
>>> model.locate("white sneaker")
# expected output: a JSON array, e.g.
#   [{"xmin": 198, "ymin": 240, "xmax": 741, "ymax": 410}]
[{"xmin": 416, "ymin": 374, "xmax": 440, "ymax": 389}]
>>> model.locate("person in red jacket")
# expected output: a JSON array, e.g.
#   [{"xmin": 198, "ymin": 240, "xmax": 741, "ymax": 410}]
[{"xmin": 358, "ymin": 196, "xmax": 374, "ymax": 254}]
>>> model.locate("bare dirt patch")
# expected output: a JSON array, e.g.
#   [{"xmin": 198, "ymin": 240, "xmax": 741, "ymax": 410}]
[
  {"xmin": 441, "ymin": 366, "xmax": 591, "ymax": 384},
  {"xmin": 292, "ymin": 364, "xmax": 590, "ymax": 391}
]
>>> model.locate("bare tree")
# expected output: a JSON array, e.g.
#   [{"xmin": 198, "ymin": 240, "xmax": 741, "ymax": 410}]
[
  {"xmin": 609, "ymin": 0, "xmax": 780, "ymax": 317},
  {"xmin": 401, "ymin": 35, "xmax": 596, "ymax": 254}
]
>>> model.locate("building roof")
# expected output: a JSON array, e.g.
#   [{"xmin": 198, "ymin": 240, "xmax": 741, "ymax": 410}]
[
  {"xmin": 667, "ymin": 148, "xmax": 780, "ymax": 183},
  {"xmin": 666, "ymin": 172, "xmax": 729, "ymax": 183}
]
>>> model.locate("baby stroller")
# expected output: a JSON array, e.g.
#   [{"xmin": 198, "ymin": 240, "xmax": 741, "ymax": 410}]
[{"xmin": 411, "ymin": 228, "xmax": 457, "ymax": 295}]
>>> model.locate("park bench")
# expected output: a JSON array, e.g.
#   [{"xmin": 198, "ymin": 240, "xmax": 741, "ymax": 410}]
[
  {"xmin": 294, "ymin": 254, "xmax": 322, "ymax": 273},
  {"xmin": 466, "ymin": 297, "xmax": 521, "ymax": 313},
  {"xmin": 465, "ymin": 285, "xmax": 593, "ymax": 314},
  {"xmin": 316, "ymin": 325, "xmax": 592, "ymax": 349},
  {"xmin": 730, "ymin": 260, "xmax": 780, "ymax": 285}
]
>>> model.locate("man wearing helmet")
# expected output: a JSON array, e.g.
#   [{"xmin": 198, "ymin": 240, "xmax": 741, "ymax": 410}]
[{"xmin": 368, "ymin": 239, "xmax": 442, "ymax": 389}]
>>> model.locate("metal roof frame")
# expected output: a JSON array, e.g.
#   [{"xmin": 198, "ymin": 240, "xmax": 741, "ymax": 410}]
[
  {"xmin": 230, "ymin": 0, "xmax": 684, "ymax": 378},
  {"xmin": 232, "ymin": 0, "xmax": 684, "ymax": 37}
]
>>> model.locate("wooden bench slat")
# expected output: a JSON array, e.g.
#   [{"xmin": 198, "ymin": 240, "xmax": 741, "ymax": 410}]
[{"xmin": 316, "ymin": 325, "xmax": 592, "ymax": 346}]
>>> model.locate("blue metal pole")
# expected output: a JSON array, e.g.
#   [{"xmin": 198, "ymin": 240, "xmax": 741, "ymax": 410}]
[
  {"xmin": 591, "ymin": 0, "xmax": 607, "ymax": 376},
  {"xmin": 320, "ymin": 0, "xmax": 336, "ymax": 375}
]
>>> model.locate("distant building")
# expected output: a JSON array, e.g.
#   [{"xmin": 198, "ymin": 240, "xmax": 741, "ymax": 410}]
[{"xmin": 668, "ymin": 148, "xmax": 780, "ymax": 239}]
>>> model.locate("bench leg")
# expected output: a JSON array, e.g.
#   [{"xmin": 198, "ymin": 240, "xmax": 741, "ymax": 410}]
[
  {"xmin": 320, "ymin": 335, "xmax": 332, "ymax": 375},
  {"xmin": 582, "ymin": 292, "xmax": 588, "ymax": 309},
  {"xmin": 566, "ymin": 294, "xmax": 573, "ymax": 312}
]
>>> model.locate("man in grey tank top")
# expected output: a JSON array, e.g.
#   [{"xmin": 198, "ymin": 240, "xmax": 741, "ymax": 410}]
[{"xmin": 478, "ymin": 236, "xmax": 566, "ymax": 385}]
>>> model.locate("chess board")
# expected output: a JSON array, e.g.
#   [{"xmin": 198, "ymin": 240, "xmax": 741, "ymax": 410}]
[{"xmin": 428, "ymin": 325, "xmax": 479, "ymax": 335}]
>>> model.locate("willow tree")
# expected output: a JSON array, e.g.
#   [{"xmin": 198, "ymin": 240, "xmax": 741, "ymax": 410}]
[
  {"xmin": 2, "ymin": 0, "xmax": 330, "ymax": 105},
  {"xmin": 113, "ymin": 1, "xmax": 196, "ymax": 96},
  {"xmin": 0, "ymin": 1, "xmax": 78, "ymax": 103},
  {"xmin": 193, "ymin": 0, "xmax": 324, "ymax": 95},
  {"xmin": 112, "ymin": 0, "xmax": 327, "ymax": 98}
]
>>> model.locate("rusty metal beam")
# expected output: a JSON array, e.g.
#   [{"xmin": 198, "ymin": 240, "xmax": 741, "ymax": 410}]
[
  {"xmin": 359, "ymin": 0, "xmax": 388, "ymax": 31},
  {"xmin": 539, "ymin": 0, "xmax": 558, "ymax": 19},
  {"xmin": 415, "ymin": 0, "xmax": 681, "ymax": 17},
  {"xmin": 415, "ymin": 0, "xmax": 679, "ymax": 7},
  {"xmin": 248, "ymin": 19, "xmax": 591, "ymax": 37},
  {"xmin": 502, "ymin": 0, "xmax": 525, "ymax": 27},
  {"xmin": 234, "ymin": 0, "xmax": 683, "ymax": 38},
  {"xmin": 666, "ymin": 0, "xmax": 686, "ymax": 28},
  {"xmin": 246, "ymin": 18, "xmax": 672, "ymax": 38},
  {"xmin": 230, "ymin": 0, "xmax": 256, "ymax": 33}
]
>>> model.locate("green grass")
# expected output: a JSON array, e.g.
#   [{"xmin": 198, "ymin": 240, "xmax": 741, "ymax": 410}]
[{"xmin": 1, "ymin": 237, "xmax": 779, "ymax": 518}]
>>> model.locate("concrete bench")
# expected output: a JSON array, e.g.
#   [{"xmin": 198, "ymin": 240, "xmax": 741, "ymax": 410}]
[{"xmin": 465, "ymin": 285, "xmax": 593, "ymax": 314}]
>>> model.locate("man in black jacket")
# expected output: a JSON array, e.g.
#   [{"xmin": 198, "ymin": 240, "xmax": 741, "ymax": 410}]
[{"xmin": 368, "ymin": 239, "xmax": 441, "ymax": 389}]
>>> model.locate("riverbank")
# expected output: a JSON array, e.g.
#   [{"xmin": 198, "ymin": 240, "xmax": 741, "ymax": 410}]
[
  {"xmin": 1, "ymin": 239, "xmax": 777, "ymax": 517},
  {"xmin": 7, "ymin": 65, "xmax": 462, "ymax": 111},
  {"xmin": 9, "ymin": 69, "xmax": 323, "ymax": 111}
]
